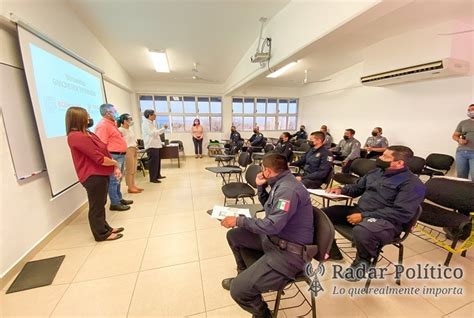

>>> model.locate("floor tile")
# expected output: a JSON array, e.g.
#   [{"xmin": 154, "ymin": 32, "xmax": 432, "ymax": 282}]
[
  {"xmin": 150, "ymin": 212, "xmax": 196, "ymax": 236},
  {"xmin": 196, "ymin": 227, "xmax": 233, "ymax": 260}
]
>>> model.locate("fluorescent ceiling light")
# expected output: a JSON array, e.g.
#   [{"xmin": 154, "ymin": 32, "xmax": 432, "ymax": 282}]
[
  {"xmin": 149, "ymin": 50, "xmax": 170, "ymax": 73},
  {"xmin": 266, "ymin": 61, "xmax": 297, "ymax": 78}
]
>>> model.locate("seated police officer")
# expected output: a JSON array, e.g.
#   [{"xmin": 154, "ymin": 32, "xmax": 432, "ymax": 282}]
[
  {"xmin": 220, "ymin": 154, "xmax": 314, "ymax": 318},
  {"xmin": 330, "ymin": 128, "xmax": 361, "ymax": 173},
  {"xmin": 291, "ymin": 125, "xmax": 308, "ymax": 143},
  {"xmin": 225, "ymin": 125, "xmax": 244, "ymax": 153},
  {"xmin": 290, "ymin": 131, "xmax": 332, "ymax": 189},
  {"xmin": 244, "ymin": 126, "xmax": 266, "ymax": 153},
  {"xmin": 323, "ymin": 145, "xmax": 425, "ymax": 281},
  {"xmin": 271, "ymin": 132, "xmax": 294, "ymax": 161},
  {"xmin": 320, "ymin": 125, "xmax": 333, "ymax": 149},
  {"xmin": 364, "ymin": 127, "xmax": 389, "ymax": 159}
]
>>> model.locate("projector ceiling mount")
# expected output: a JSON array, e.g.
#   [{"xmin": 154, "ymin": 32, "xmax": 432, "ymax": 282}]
[{"xmin": 250, "ymin": 17, "xmax": 271, "ymax": 65}]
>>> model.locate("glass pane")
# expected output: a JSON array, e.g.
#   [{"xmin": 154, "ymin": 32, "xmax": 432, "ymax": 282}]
[
  {"xmin": 287, "ymin": 116, "xmax": 297, "ymax": 131},
  {"xmin": 170, "ymin": 96, "xmax": 183, "ymax": 113},
  {"xmin": 183, "ymin": 96, "xmax": 196, "ymax": 113},
  {"xmin": 210, "ymin": 116, "xmax": 221, "ymax": 132},
  {"xmin": 243, "ymin": 117, "xmax": 254, "ymax": 131},
  {"xmin": 154, "ymin": 96, "xmax": 168, "ymax": 113},
  {"xmin": 288, "ymin": 99, "xmax": 297, "ymax": 114},
  {"xmin": 198, "ymin": 97, "xmax": 210, "ymax": 113},
  {"xmin": 278, "ymin": 116, "xmax": 287, "ymax": 130},
  {"xmin": 210, "ymin": 97, "xmax": 222, "ymax": 113},
  {"xmin": 267, "ymin": 99, "xmax": 277, "ymax": 113},
  {"xmin": 244, "ymin": 98, "xmax": 254, "ymax": 114},
  {"xmin": 256, "ymin": 99, "xmax": 266, "ymax": 114},
  {"xmin": 200, "ymin": 116, "xmax": 210, "ymax": 131},
  {"xmin": 232, "ymin": 98, "xmax": 243, "ymax": 113},
  {"xmin": 278, "ymin": 99, "xmax": 288, "ymax": 114},
  {"xmin": 232, "ymin": 116, "xmax": 243, "ymax": 131},
  {"xmin": 184, "ymin": 116, "xmax": 196, "ymax": 131},
  {"xmin": 266, "ymin": 116, "xmax": 276, "ymax": 130},
  {"xmin": 156, "ymin": 115, "xmax": 170, "ymax": 132},
  {"xmin": 255, "ymin": 116, "xmax": 265, "ymax": 129},
  {"xmin": 171, "ymin": 116, "xmax": 185, "ymax": 132},
  {"xmin": 139, "ymin": 95, "xmax": 154, "ymax": 114}
]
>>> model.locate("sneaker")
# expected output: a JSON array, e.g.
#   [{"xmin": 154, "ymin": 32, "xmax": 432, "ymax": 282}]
[
  {"xmin": 343, "ymin": 259, "xmax": 370, "ymax": 282},
  {"xmin": 120, "ymin": 199, "xmax": 134, "ymax": 205},
  {"xmin": 110, "ymin": 204, "xmax": 130, "ymax": 211}
]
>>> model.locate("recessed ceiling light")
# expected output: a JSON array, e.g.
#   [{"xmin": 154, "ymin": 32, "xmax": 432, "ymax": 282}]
[
  {"xmin": 266, "ymin": 61, "xmax": 297, "ymax": 78},
  {"xmin": 149, "ymin": 50, "xmax": 170, "ymax": 73}
]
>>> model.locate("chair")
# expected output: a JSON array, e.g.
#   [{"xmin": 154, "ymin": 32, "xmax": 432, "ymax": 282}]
[
  {"xmin": 416, "ymin": 178, "xmax": 474, "ymax": 266},
  {"xmin": 169, "ymin": 140, "xmax": 185, "ymax": 156},
  {"xmin": 406, "ymin": 156, "xmax": 426, "ymax": 176},
  {"xmin": 297, "ymin": 142, "xmax": 311, "ymax": 152},
  {"xmin": 240, "ymin": 207, "xmax": 334, "ymax": 318},
  {"xmin": 137, "ymin": 138, "xmax": 145, "ymax": 150},
  {"xmin": 331, "ymin": 158, "xmax": 377, "ymax": 187},
  {"xmin": 221, "ymin": 165, "xmax": 260, "ymax": 205},
  {"xmin": 420, "ymin": 153, "xmax": 454, "ymax": 178},
  {"xmin": 264, "ymin": 143, "xmax": 275, "ymax": 153},
  {"xmin": 226, "ymin": 151, "xmax": 252, "ymax": 182},
  {"xmin": 334, "ymin": 206, "xmax": 422, "ymax": 288}
]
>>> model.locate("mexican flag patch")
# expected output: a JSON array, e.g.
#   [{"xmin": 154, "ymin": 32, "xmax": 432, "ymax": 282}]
[{"xmin": 276, "ymin": 199, "xmax": 291, "ymax": 212}]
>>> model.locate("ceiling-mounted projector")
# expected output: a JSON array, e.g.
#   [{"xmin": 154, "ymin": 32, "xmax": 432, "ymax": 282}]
[
  {"xmin": 251, "ymin": 17, "xmax": 271, "ymax": 64},
  {"xmin": 251, "ymin": 51, "xmax": 271, "ymax": 63}
]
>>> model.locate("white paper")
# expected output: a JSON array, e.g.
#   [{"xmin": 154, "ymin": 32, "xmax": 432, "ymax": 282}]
[
  {"xmin": 307, "ymin": 188, "xmax": 351, "ymax": 199},
  {"xmin": 211, "ymin": 205, "xmax": 252, "ymax": 220}
]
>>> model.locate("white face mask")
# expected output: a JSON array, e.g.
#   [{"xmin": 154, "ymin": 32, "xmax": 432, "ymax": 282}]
[
  {"xmin": 128, "ymin": 120, "xmax": 134, "ymax": 126},
  {"xmin": 468, "ymin": 111, "xmax": 474, "ymax": 119}
]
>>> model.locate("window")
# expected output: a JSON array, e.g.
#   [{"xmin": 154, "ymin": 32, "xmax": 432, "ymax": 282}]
[
  {"xmin": 231, "ymin": 97, "xmax": 298, "ymax": 131},
  {"xmin": 138, "ymin": 95, "xmax": 223, "ymax": 132}
]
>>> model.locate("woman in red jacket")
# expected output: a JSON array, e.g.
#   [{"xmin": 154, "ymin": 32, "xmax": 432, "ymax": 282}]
[{"xmin": 66, "ymin": 106, "xmax": 124, "ymax": 241}]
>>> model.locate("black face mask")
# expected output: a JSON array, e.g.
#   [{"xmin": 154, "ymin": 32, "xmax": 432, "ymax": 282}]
[
  {"xmin": 375, "ymin": 158, "xmax": 391, "ymax": 170},
  {"xmin": 87, "ymin": 118, "xmax": 94, "ymax": 128},
  {"xmin": 343, "ymin": 135, "xmax": 349, "ymax": 141},
  {"xmin": 371, "ymin": 131, "xmax": 378, "ymax": 137},
  {"xmin": 308, "ymin": 141, "xmax": 314, "ymax": 147},
  {"xmin": 253, "ymin": 130, "xmax": 258, "ymax": 134},
  {"xmin": 300, "ymin": 128, "xmax": 304, "ymax": 132}
]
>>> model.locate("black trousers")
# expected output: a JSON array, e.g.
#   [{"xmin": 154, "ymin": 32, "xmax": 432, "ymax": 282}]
[
  {"xmin": 301, "ymin": 177, "xmax": 323, "ymax": 189},
  {"xmin": 322, "ymin": 205, "xmax": 398, "ymax": 261},
  {"xmin": 147, "ymin": 148, "xmax": 161, "ymax": 181},
  {"xmin": 227, "ymin": 228, "xmax": 291, "ymax": 317},
  {"xmin": 192, "ymin": 137, "xmax": 203, "ymax": 155},
  {"xmin": 82, "ymin": 175, "xmax": 112, "ymax": 241}
]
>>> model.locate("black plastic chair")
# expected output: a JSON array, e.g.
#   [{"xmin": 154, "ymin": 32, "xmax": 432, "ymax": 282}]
[
  {"xmin": 331, "ymin": 158, "xmax": 377, "ymax": 187},
  {"xmin": 221, "ymin": 164, "xmax": 260, "ymax": 205},
  {"xmin": 264, "ymin": 144, "xmax": 275, "ymax": 153},
  {"xmin": 334, "ymin": 206, "xmax": 422, "ymax": 288},
  {"xmin": 417, "ymin": 178, "xmax": 474, "ymax": 265},
  {"xmin": 240, "ymin": 207, "xmax": 334, "ymax": 318},
  {"xmin": 406, "ymin": 156, "xmax": 426, "ymax": 176},
  {"xmin": 420, "ymin": 153, "xmax": 454, "ymax": 178},
  {"xmin": 297, "ymin": 142, "xmax": 311, "ymax": 152}
]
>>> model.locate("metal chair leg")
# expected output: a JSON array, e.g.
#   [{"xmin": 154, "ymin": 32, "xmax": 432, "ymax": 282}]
[
  {"xmin": 272, "ymin": 289, "xmax": 284, "ymax": 317},
  {"xmin": 444, "ymin": 238, "xmax": 458, "ymax": 266},
  {"xmin": 396, "ymin": 244, "xmax": 404, "ymax": 285},
  {"xmin": 311, "ymin": 290, "xmax": 317, "ymax": 318}
]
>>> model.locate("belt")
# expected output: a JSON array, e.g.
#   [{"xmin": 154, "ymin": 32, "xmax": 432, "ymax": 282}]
[
  {"xmin": 268, "ymin": 235, "xmax": 304, "ymax": 256},
  {"xmin": 110, "ymin": 152, "xmax": 126, "ymax": 155}
]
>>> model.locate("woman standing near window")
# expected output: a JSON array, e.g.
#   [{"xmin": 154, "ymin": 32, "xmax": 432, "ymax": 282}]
[
  {"xmin": 118, "ymin": 113, "xmax": 144, "ymax": 193},
  {"xmin": 192, "ymin": 118, "xmax": 204, "ymax": 158},
  {"xmin": 66, "ymin": 106, "xmax": 124, "ymax": 241}
]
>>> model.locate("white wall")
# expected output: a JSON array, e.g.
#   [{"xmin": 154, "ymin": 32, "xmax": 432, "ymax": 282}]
[
  {"xmin": 299, "ymin": 20, "xmax": 474, "ymax": 160},
  {"xmin": 0, "ymin": 1, "xmax": 134, "ymax": 277}
]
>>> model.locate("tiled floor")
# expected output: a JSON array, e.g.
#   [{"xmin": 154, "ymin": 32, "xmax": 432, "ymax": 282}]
[{"xmin": 1, "ymin": 157, "xmax": 472, "ymax": 317}]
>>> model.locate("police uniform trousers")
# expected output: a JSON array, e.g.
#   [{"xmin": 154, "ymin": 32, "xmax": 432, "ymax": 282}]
[
  {"xmin": 322, "ymin": 205, "xmax": 399, "ymax": 261},
  {"xmin": 226, "ymin": 227, "xmax": 296, "ymax": 317}
]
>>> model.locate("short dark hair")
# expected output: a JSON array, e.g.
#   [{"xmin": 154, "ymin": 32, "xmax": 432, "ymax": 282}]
[
  {"xmin": 387, "ymin": 145, "xmax": 414, "ymax": 163},
  {"xmin": 346, "ymin": 128, "xmax": 355, "ymax": 135},
  {"xmin": 310, "ymin": 131, "xmax": 325, "ymax": 142},
  {"xmin": 262, "ymin": 153, "xmax": 288, "ymax": 173},
  {"xmin": 300, "ymin": 125, "xmax": 305, "ymax": 129},
  {"xmin": 282, "ymin": 132, "xmax": 291, "ymax": 139},
  {"xmin": 117, "ymin": 113, "xmax": 131, "ymax": 127},
  {"xmin": 143, "ymin": 109, "xmax": 155, "ymax": 118},
  {"xmin": 374, "ymin": 127, "xmax": 382, "ymax": 134}
]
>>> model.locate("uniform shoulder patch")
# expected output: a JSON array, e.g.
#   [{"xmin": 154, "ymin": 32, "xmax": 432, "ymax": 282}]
[{"xmin": 276, "ymin": 199, "xmax": 291, "ymax": 212}]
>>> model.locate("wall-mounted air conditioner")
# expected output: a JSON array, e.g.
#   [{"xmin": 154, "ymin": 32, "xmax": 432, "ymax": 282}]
[{"xmin": 361, "ymin": 58, "xmax": 469, "ymax": 86}]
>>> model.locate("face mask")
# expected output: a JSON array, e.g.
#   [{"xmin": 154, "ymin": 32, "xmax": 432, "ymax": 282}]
[
  {"xmin": 375, "ymin": 158, "xmax": 391, "ymax": 170},
  {"xmin": 300, "ymin": 128, "xmax": 304, "ymax": 131},
  {"xmin": 279, "ymin": 138, "xmax": 284, "ymax": 142},
  {"xmin": 308, "ymin": 141, "xmax": 314, "ymax": 147},
  {"xmin": 253, "ymin": 130, "xmax": 258, "ymax": 134},
  {"xmin": 128, "ymin": 120, "xmax": 134, "ymax": 127},
  {"xmin": 343, "ymin": 135, "xmax": 349, "ymax": 141},
  {"xmin": 468, "ymin": 111, "xmax": 474, "ymax": 119},
  {"xmin": 371, "ymin": 131, "xmax": 378, "ymax": 137},
  {"xmin": 87, "ymin": 118, "xmax": 94, "ymax": 128}
]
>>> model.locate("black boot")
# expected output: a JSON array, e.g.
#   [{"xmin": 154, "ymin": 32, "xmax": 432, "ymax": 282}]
[{"xmin": 329, "ymin": 241, "xmax": 343, "ymax": 260}]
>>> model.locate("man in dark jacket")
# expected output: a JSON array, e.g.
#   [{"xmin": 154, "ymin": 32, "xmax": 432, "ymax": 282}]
[
  {"xmin": 290, "ymin": 131, "xmax": 332, "ymax": 189},
  {"xmin": 291, "ymin": 125, "xmax": 308, "ymax": 141},
  {"xmin": 272, "ymin": 132, "xmax": 294, "ymax": 161},
  {"xmin": 220, "ymin": 154, "xmax": 314, "ymax": 318},
  {"xmin": 323, "ymin": 145, "xmax": 426, "ymax": 281}
]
